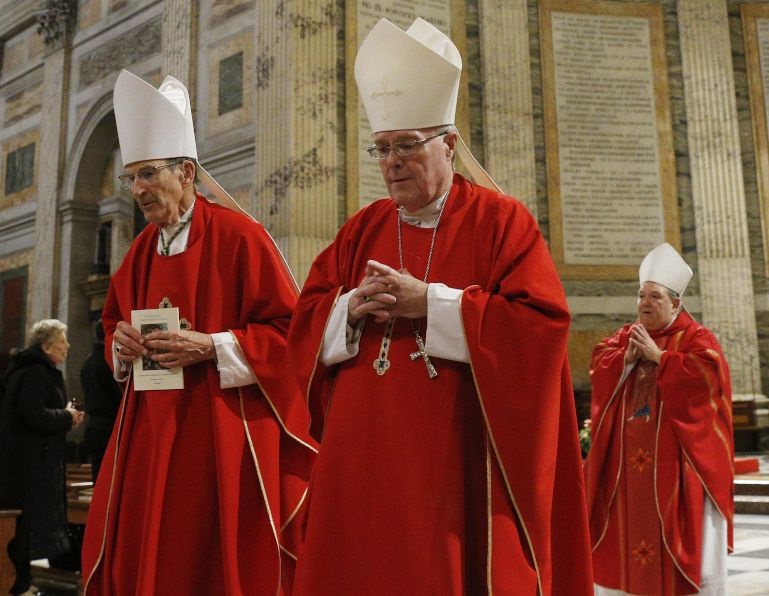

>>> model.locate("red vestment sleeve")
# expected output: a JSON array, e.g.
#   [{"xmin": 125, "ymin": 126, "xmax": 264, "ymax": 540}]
[{"xmin": 459, "ymin": 198, "xmax": 593, "ymax": 595}]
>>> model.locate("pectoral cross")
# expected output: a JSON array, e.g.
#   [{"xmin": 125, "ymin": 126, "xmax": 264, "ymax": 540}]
[
  {"xmin": 373, "ymin": 356, "xmax": 391, "ymax": 376},
  {"xmin": 409, "ymin": 329, "xmax": 438, "ymax": 379}
]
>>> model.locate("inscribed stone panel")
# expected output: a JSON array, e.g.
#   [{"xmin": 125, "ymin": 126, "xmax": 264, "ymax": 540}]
[
  {"xmin": 540, "ymin": 0, "xmax": 679, "ymax": 279},
  {"xmin": 210, "ymin": 0, "xmax": 253, "ymax": 28},
  {"xmin": 78, "ymin": 18, "xmax": 162, "ymax": 89},
  {"xmin": 5, "ymin": 83, "xmax": 43, "ymax": 126},
  {"xmin": 1, "ymin": 130, "xmax": 39, "ymax": 208},
  {"xmin": 345, "ymin": 0, "xmax": 469, "ymax": 213},
  {"xmin": 743, "ymin": 4, "xmax": 769, "ymax": 276},
  {"xmin": 218, "ymin": 52, "xmax": 244, "ymax": 115},
  {"xmin": 4, "ymin": 144, "xmax": 35, "ymax": 196},
  {"xmin": 207, "ymin": 31, "xmax": 253, "ymax": 136}
]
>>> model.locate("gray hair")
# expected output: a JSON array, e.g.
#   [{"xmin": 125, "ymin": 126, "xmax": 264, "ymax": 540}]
[{"xmin": 27, "ymin": 319, "xmax": 67, "ymax": 349}]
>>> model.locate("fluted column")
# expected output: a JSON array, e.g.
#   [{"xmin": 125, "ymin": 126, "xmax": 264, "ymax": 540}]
[
  {"xmin": 478, "ymin": 0, "xmax": 536, "ymax": 213},
  {"xmin": 161, "ymin": 0, "xmax": 196, "ymax": 86},
  {"xmin": 30, "ymin": 30, "xmax": 71, "ymax": 322},
  {"xmin": 253, "ymin": 1, "xmax": 340, "ymax": 283},
  {"xmin": 678, "ymin": 0, "xmax": 763, "ymax": 404}
]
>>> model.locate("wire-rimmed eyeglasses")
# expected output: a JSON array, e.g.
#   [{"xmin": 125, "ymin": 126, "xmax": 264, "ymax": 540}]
[
  {"xmin": 366, "ymin": 131, "xmax": 448, "ymax": 160},
  {"xmin": 118, "ymin": 160, "xmax": 185, "ymax": 190}
]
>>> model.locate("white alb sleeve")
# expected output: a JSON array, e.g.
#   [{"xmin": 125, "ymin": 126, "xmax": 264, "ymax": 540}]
[
  {"xmin": 424, "ymin": 283, "xmax": 470, "ymax": 363},
  {"xmin": 111, "ymin": 344, "xmax": 129, "ymax": 382},
  {"xmin": 212, "ymin": 331, "xmax": 257, "ymax": 389},
  {"xmin": 321, "ymin": 290, "xmax": 363, "ymax": 366}
]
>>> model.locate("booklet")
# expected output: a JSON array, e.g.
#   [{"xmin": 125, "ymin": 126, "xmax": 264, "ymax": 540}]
[{"xmin": 130, "ymin": 307, "xmax": 184, "ymax": 391}]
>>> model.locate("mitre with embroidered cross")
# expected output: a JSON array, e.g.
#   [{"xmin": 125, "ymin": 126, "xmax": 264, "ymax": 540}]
[
  {"xmin": 354, "ymin": 18, "xmax": 501, "ymax": 192},
  {"xmin": 113, "ymin": 69, "xmax": 248, "ymax": 216},
  {"xmin": 639, "ymin": 242, "xmax": 693, "ymax": 297}
]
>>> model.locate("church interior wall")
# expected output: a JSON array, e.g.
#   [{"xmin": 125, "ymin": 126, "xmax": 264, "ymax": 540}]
[
  {"xmin": 1, "ymin": 0, "xmax": 769, "ymax": 424},
  {"xmin": 728, "ymin": 0, "xmax": 769, "ymax": 398}
]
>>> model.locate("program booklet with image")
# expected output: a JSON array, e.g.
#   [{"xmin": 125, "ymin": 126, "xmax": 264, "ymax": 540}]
[{"xmin": 130, "ymin": 307, "xmax": 184, "ymax": 391}]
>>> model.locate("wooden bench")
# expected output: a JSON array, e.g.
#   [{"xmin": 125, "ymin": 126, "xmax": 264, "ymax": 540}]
[
  {"xmin": 66, "ymin": 464, "xmax": 93, "ymax": 525},
  {"xmin": 0, "ymin": 509, "xmax": 21, "ymax": 595}
]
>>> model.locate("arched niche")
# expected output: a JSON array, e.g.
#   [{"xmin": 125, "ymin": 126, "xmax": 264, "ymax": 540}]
[{"xmin": 58, "ymin": 93, "xmax": 134, "ymax": 392}]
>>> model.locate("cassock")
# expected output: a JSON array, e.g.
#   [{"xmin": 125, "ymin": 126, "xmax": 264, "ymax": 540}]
[
  {"xmin": 290, "ymin": 174, "xmax": 593, "ymax": 595},
  {"xmin": 81, "ymin": 197, "xmax": 316, "ymax": 595},
  {"xmin": 584, "ymin": 310, "xmax": 733, "ymax": 595}
]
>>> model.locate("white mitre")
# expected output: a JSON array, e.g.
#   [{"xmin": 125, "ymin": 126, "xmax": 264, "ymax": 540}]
[
  {"xmin": 113, "ymin": 70, "xmax": 247, "ymax": 215},
  {"xmin": 354, "ymin": 18, "xmax": 500, "ymax": 192},
  {"xmin": 639, "ymin": 242, "xmax": 693, "ymax": 296}
]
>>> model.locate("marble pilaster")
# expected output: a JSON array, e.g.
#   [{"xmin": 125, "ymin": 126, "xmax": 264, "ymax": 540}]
[
  {"xmin": 57, "ymin": 199, "xmax": 98, "ymax": 386},
  {"xmin": 478, "ymin": 0, "xmax": 537, "ymax": 213},
  {"xmin": 678, "ymin": 0, "xmax": 764, "ymax": 404},
  {"xmin": 161, "ymin": 0, "xmax": 196, "ymax": 87},
  {"xmin": 253, "ymin": 1, "xmax": 340, "ymax": 283},
  {"xmin": 30, "ymin": 40, "xmax": 70, "ymax": 323}
]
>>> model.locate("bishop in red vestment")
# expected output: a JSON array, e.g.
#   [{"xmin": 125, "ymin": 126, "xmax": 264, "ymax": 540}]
[
  {"xmin": 290, "ymin": 171, "xmax": 593, "ymax": 595},
  {"xmin": 584, "ymin": 244, "xmax": 733, "ymax": 595},
  {"xmin": 81, "ymin": 70, "xmax": 316, "ymax": 595},
  {"xmin": 289, "ymin": 19, "xmax": 592, "ymax": 594}
]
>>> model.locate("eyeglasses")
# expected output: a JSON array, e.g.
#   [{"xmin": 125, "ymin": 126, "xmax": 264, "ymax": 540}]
[
  {"xmin": 118, "ymin": 160, "xmax": 185, "ymax": 190},
  {"xmin": 366, "ymin": 131, "xmax": 448, "ymax": 160}
]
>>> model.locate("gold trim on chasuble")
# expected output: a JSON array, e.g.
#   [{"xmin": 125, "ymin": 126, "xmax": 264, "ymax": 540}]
[
  {"xmin": 486, "ymin": 441, "xmax": 493, "ymax": 594},
  {"xmin": 229, "ymin": 332, "xmax": 319, "ymax": 455},
  {"xmin": 591, "ymin": 366, "xmax": 631, "ymax": 552},
  {"xmin": 239, "ymin": 388, "xmax": 284, "ymax": 595},
  {"xmin": 653, "ymin": 402, "xmax": 699, "ymax": 591},
  {"xmin": 82, "ymin": 368, "xmax": 134, "ymax": 595},
  {"xmin": 304, "ymin": 286, "xmax": 343, "ymax": 418},
  {"xmin": 461, "ymin": 296, "xmax": 543, "ymax": 596}
]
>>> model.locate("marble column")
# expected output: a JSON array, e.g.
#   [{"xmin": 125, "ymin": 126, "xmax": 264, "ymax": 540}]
[
  {"xmin": 30, "ymin": 37, "xmax": 70, "ymax": 323},
  {"xmin": 57, "ymin": 199, "xmax": 98, "ymax": 389},
  {"xmin": 478, "ymin": 0, "xmax": 537, "ymax": 214},
  {"xmin": 253, "ymin": 1, "xmax": 341, "ymax": 283},
  {"xmin": 678, "ymin": 0, "xmax": 764, "ymax": 406},
  {"xmin": 161, "ymin": 0, "xmax": 197, "ymax": 87}
]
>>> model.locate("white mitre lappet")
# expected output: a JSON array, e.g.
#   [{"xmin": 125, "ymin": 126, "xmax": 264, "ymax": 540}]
[
  {"xmin": 639, "ymin": 242, "xmax": 693, "ymax": 296},
  {"xmin": 354, "ymin": 18, "xmax": 501, "ymax": 193},
  {"xmin": 113, "ymin": 69, "xmax": 248, "ymax": 216}
]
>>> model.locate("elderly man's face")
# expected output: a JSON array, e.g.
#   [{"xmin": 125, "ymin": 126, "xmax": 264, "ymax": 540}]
[
  {"xmin": 637, "ymin": 281, "xmax": 679, "ymax": 331},
  {"xmin": 374, "ymin": 128, "xmax": 456, "ymax": 212},
  {"xmin": 124, "ymin": 159, "xmax": 191, "ymax": 227}
]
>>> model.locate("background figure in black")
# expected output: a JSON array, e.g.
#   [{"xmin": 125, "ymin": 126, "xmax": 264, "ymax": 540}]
[
  {"xmin": 80, "ymin": 320, "xmax": 121, "ymax": 482},
  {"xmin": 0, "ymin": 319, "xmax": 85, "ymax": 596}
]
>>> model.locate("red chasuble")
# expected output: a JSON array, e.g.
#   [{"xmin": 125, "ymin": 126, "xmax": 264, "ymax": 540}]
[
  {"xmin": 81, "ymin": 197, "xmax": 317, "ymax": 595},
  {"xmin": 289, "ymin": 174, "xmax": 593, "ymax": 595},
  {"xmin": 584, "ymin": 310, "xmax": 734, "ymax": 595}
]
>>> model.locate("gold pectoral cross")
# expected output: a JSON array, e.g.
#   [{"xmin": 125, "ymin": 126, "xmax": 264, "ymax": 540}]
[{"xmin": 409, "ymin": 326, "xmax": 437, "ymax": 379}]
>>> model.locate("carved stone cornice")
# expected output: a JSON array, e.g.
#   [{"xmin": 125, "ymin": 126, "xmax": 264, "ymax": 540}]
[{"xmin": 0, "ymin": 1, "xmax": 38, "ymax": 40}]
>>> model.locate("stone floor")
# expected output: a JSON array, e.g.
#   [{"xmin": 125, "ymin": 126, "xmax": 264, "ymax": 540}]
[{"xmin": 729, "ymin": 513, "xmax": 769, "ymax": 594}]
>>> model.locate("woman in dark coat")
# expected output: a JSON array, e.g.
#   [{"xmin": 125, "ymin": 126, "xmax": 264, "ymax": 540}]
[{"xmin": 0, "ymin": 319, "xmax": 84, "ymax": 596}]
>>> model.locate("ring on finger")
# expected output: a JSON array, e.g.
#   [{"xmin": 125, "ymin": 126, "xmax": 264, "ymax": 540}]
[{"xmin": 115, "ymin": 344, "xmax": 122, "ymax": 353}]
